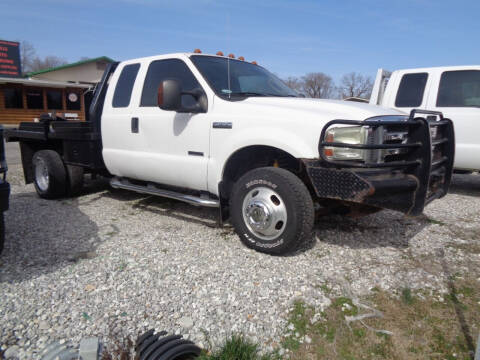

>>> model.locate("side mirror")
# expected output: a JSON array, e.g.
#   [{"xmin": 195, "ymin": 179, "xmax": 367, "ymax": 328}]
[
  {"xmin": 158, "ymin": 80, "xmax": 208, "ymax": 113},
  {"xmin": 158, "ymin": 79, "xmax": 182, "ymax": 111}
]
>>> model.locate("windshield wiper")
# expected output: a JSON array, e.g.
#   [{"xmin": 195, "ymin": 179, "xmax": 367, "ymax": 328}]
[
  {"xmin": 227, "ymin": 92, "xmax": 268, "ymax": 97},
  {"xmin": 227, "ymin": 92, "xmax": 298, "ymax": 98}
]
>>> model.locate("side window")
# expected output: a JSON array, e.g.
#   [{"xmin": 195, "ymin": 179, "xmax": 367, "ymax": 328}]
[
  {"xmin": 112, "ymin": 63, "xmax": 140, "ymax": 108},
  {"xmin": 395, "ymin": 73, "xmax": 428, "ymax": 107},
  {"xmin": 437, "ymin": 70, "xmax": 480, "ymax": 107},
  {"xmin": 141, "ymin": 59, "xmax": 201, "ymax": 107}
]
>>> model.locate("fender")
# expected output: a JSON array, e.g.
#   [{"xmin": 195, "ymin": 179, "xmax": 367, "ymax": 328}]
[{"xmin": 207, "ymin": 126, "xmax": 317, "ymax": 195}]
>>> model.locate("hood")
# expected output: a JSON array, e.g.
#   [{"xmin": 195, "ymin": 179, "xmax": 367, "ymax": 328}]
[{"xmin": 218, "ymin": 96, "xmax": 406, "ymax": 123}]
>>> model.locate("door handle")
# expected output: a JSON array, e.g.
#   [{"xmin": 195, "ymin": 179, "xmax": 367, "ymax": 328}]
[{"xmin": 131, "ymin": 117, "xmax": 139, "ymax": 133}]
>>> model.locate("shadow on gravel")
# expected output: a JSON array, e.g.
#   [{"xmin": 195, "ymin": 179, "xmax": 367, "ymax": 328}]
[
  {"xmin": 315, "ymin": 211, "xmax": 429, "ymax": 249},
  {"xmin": 0, "ymin": 190, "xmax": 101, "ymax": 283},
  {"xmin": 448, "ymin": 173, "xmax": 480, "ymax": 197},
  {"xmin": 437, "ymin": 248, "xmax": 476, "ymax": 358}
]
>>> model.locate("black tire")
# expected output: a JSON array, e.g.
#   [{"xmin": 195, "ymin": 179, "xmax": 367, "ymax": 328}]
[
  {"xmin": 66, "ymin": 164, "xmax": 84, "ymax": 196},
  {"xmin": 32, "ymin": 150, "xmax": 67, "ymax": 199},
  {"xmin": 230, "ymin": 167, "xmax": 314, "ymax": 254},
  {"xmin": 0, "ymin": 212, "xmax": 4, "ymax": 255}
]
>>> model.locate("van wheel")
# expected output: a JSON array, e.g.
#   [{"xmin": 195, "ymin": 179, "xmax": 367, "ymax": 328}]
[
  {"xmin": 66, "ymin": 165, "xmax": 84, "ymax": 196},
  {"xmin": 33, "ymin": 150, "xmax": 67, "ymax": 199},
  {"xmin": 230, "ymin": 167, "xmax": 314, "ymax": 255}
]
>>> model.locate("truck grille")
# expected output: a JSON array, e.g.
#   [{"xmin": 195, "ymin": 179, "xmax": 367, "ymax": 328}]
[{"xmin": 318, "ymin": 109, "xmax": 455, "ymax": 213}]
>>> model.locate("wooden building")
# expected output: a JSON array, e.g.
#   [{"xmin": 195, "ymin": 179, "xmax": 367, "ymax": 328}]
[
  {"xmin": 0, "ymin": 56, "xmax": 114, "ymax": 125},
  {"xmin": 0, "ymin": 78, "xmax": 89, "ymax": 124}
]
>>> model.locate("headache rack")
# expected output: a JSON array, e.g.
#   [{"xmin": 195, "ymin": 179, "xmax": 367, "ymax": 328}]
[{"xmin": 318, "ymin": 109, "xmax": 455, "ymax": 213}]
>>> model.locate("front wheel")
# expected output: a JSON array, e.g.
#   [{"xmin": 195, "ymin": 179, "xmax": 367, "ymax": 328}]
[{"xmin": 230, "ymin": 167, "xmax": 314, "ymax": 254}]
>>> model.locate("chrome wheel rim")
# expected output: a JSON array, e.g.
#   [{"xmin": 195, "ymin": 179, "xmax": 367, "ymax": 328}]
[
  {"xmin": 35, "ymin": 159, "xmax": 49, "ymax": 192},
  {"xmin": 242, "ymin": 187, "xmax": 287, "ymax": 241}
]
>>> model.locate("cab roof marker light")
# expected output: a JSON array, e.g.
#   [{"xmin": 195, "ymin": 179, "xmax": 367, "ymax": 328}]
[
  {"xmin": 238, "ymin": 56, "xmax": 245, "ymax": 61},
  {"xmin": 228, "ymin": 53, "xmax": 235, "ymax": 58},
  {"xmin": 251, "ymin": 61, "xmax": 258, "ymax": 65},
  {"xmin": 216, "ymin": 51, "xmax": 224, "ymax": 56},
  {"xmin": 193, "ymin": 49, "xmax": 202, "ymax": 54}
]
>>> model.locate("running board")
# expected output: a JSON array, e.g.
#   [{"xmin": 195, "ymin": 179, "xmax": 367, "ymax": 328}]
[{"xmin": 110, "ymin": 177, "xmax": 220, "ymax": 208}]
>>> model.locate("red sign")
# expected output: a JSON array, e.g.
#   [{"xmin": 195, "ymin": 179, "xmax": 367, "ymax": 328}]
[{"xmin": 0, "ymin": 40, "xmax": 22, "ymax": 78}]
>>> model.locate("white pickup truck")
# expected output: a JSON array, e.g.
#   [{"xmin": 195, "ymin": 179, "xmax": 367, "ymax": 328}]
[
  {"xmin": 370, "ymin": 65, "xmax": 480, "ymax": 172},
  {"xmin": 5, "ymin": 52, "xmax": 454, "ymax": 254}
]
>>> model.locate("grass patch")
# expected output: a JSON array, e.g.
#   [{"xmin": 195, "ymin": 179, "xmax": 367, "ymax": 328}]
[
  {"xmin": 286, "ymin": 277, "xmax": 479, "ymax": 359},
  {"xmin": 198, "ymin": 335, "xmax": 276, "ymax": 360},
  {"xmin": 401, "ymin": 288, "xmax": 415, "ymax": 305}
]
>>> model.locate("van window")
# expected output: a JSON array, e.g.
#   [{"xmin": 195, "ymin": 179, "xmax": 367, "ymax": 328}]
[
  {"xmin": 141, "ymin": 59, "xmax": 201, "ymax": 107},
  {"xmin": 112, "ymin": 63, "xmax": 140, "ymax": 108},
  {"xmin": 437, "ymin": 70, "xmax": 480, "ymax": 107},
  {"xmin": 395, "ymin": 73, "xmax": 428, "ymax": 107}
]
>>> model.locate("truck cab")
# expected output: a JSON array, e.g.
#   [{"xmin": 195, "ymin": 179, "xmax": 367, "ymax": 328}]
[
  {"xmin": 5, "ymin": 52, "xmax": 455, "ymax": 255},
  {"xmin": 370, "ymin": 66, "xmax": 480, "ymax": 171}
]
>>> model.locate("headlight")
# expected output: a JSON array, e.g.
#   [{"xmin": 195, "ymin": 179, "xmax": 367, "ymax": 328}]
[{"xmin": 323, "ymin": 126, "xmax": 369, "ymax": 161}]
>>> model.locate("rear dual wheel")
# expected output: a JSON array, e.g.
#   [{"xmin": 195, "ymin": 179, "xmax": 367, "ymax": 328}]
[
  {"xmin": 230, "ymin": 167, "xmax": 314, "ymax": 255},
  {"xmin": 32, "ymin": 150, "xmax": 84, "ymax": 199}
]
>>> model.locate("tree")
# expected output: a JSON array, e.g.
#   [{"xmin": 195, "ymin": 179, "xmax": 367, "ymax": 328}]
[
  {"xmin": 20, "ymin": 41, "xmax": 36, "ymax": 74},
  {"xmin": 29, "ymin": 56, "xmax": 67, "ymax": 73},
  {"xmin": 18, "ymin": 41, "xmax": 68, "ymax": 74},
  {"xmin": 339, "ymin": 72, "xmax": 373, "ymax": 99},
  {"xmin": 283, "ymin": 76, "xmax": 303, "ymax": 93},
  {"xmin": 301, "ymin": 72, "xmax": 335, "ymax": 98}
]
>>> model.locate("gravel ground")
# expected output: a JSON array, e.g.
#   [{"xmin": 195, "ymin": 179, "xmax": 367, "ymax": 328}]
[{"xmin": 1, "ymin": 159, "xmax": 480, "ymax": 359}]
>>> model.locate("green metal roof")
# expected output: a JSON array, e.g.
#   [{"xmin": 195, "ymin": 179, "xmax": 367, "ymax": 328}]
[{"xmin": 27, "ymin": 56, "xmax": 115, "ymax": 77}]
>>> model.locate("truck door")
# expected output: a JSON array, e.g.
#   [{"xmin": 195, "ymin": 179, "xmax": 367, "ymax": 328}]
[
  {"xmin": 101, "ymin": 62, "xmax": 145, "ymax": 181},
  {"xmin": 131, "ymin": 58, "xmax": 210, "ymax": 190},
  {"xmin": 426, "ymin": 69, "xmax": 480, "ymax": 170}
]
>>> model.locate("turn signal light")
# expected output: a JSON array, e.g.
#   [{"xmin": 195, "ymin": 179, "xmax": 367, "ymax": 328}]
[
  {"xmin": 216, "ymin": 51, "xmax": 224, "ymax": 56},
  {"xmin": 193, "ymin": 49, "xmax": 202, "ymax": 53},
  {"xmin": 324, "ymin": 148, "xmax": 334, "ymax": 157},
  {"xmin": 324, "ymin": 132, "xmax": 334, "ymax": 157}
]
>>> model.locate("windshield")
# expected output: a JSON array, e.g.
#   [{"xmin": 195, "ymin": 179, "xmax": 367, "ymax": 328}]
[{"xmin": 190, "ymin": 55, "xmax": 298, "ymax": 99}]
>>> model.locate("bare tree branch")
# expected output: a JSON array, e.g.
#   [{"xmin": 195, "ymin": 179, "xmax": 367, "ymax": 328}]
[
  {"xmin": 18, "ymin": 41, "xmax": 68, "ymax": 74},
  {"xmin": 339, "ymin": 72, "xmax": 373, "ymax": 99},
  {"xmin": 29, "ymin": 55, "xmax": 68, "ymax": 73},
  {"xmin": 301, "ymin": 72, "xmax": 335, "ymax": 99},
  {"xmin": 283, "ymin": 76, "xmax": 303, "ymax": 93},
  {"xmin": 19, "ymin": 41, "xmax": 36, "ymax": 74}
]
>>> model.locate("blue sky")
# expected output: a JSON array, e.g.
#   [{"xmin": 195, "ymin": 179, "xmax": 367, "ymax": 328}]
[{"xmin": 2, "ymin": 0, "xmax": 479, "ymax": 81}]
